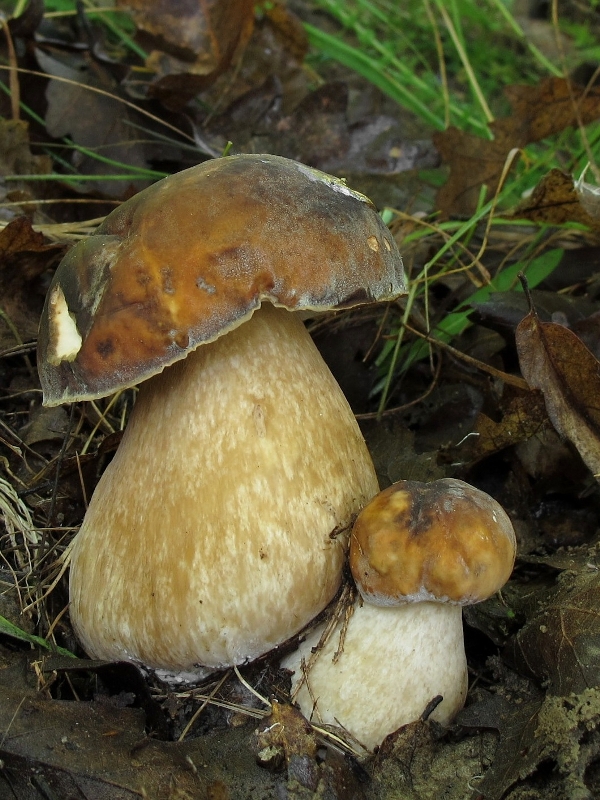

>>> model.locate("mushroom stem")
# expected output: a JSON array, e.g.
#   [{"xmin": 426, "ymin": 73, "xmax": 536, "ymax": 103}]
[
  {"xmin": 69, "ymin": 304, "xmax": 379, "ymax": 678},
  {"xmin": 282, "ymin": 478, "xmax": 517, "ymax": 750},
  {"xmin": 281, "ymin": 599, "xmax": 468, "ymax": 752}
]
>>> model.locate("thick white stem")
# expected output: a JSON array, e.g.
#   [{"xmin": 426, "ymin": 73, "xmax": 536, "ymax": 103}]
[
  {"xmin": 69, "ymin": 305, "xmax": 379, "ymax": 677},
  {"xmin": 281, "ymin": 600, "xmax": 468, "ymax": 751}
]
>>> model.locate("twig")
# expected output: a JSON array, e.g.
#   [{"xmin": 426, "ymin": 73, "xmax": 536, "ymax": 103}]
[
  {"xmin": 178, "ymin": 670, "xmax": 231, "ymax": 742},
  {"xmin": 357, "ymin": 353, "xmax": 442, "ymax": 420},
  {"xmin": 402, "ymin": 321, "xmax": 529, "ymax": 390}
]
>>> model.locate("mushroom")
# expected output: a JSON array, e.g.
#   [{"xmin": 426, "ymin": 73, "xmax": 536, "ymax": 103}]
[
  {"xmin": 37, "ymin": 154, "xmax": 406, "ymax": 681},
  {"xmin": 281, "ymin": 478, "xmax": 516, "ymax": 751}
]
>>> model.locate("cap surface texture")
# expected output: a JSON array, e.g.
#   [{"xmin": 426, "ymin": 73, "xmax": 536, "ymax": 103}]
[
  {"xmin": 350, "ymin": 478, "xmax": 516, "ymax": 606},
  {"xmin": 38, "ymin": 154, "xmax": 406, "ymax": 405}
]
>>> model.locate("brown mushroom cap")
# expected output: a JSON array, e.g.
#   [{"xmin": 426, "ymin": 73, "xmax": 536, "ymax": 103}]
[
  {"xmin": 38, "ymin": 154, "xmax": 405, "ymax": 406},
  {"xmin": 350, "ymin": 478, "xmax": 516, "ymax": 605}
]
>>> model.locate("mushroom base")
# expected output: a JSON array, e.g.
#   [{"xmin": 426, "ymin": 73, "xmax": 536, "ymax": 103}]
[
  {"xmin": 69, "ymin": 305, "xmax": 379, "ymax": 675},
  {"xmin": 281, "ymin": 600, "xmax": 468, "ymax": 752}
]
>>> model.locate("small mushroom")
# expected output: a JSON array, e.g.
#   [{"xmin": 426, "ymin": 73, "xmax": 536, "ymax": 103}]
[
  {"xmin": 37, "ymin": 154, "xmax": 406, "ymax": 680},
  {"xmin": 281, "ymin": 478, "xmax": 516, "ymax": 751}
]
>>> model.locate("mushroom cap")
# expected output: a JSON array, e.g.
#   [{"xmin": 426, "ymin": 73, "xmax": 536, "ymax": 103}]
[
  {"xmin": 38, "ymin": 154, "xmax": 406, "ymax": 406},
  {"xmin": 350, "ymin": 478, "xmax": 516, "ymax": 606}
]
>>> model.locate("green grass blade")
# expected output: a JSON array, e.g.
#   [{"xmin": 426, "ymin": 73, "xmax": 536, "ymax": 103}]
[
  {"xmin": 403, "ymin": 247, "xmax": 564, "ymax": 369},
  {"xmin": 0, "ymin": 614, "xmax": 77, "ymax": 658},
  {"xmin": 3, "ymin": 173, "xmax": 168, "ymax": 182},
  {"xmin": 486, "ymin": 0, "xmax": 563, "ymax": 76},
  {"xmin": 304, "ymin": 23, "xmax": 447, "ymax": 130}
]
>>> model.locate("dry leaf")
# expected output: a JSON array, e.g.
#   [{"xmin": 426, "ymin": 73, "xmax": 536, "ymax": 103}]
[
  {"xmin": 446, "ymin": 390, "xmax": 548, "ymax": 466},
  {"xmin": 118, "ymin": 0, "xmax": 255, "ymax": 108},
  {"xmin": 253, "ymin": 701, "xmax": 317, "ymax": 770},
  {"xmin": 575, "ymin": 170, "xmax": 600, "ymax": 221},
  {"xmin": 510, "ymin": 168, "xmax": 600, "ymax": 229},
  {"xmin": 0, "ymin": 216, "xmax": 63, "ymax": 348},
  {"xmin": 434, "ymin": 77, "xmax": 600, "ymax": 217},
  {"xmin": 516, "ymin": 306, "xmax": 600, "ymax": 478},
  {"xmin": 0, "ymin": 118, "xmax": 51, "ymax": 179}
]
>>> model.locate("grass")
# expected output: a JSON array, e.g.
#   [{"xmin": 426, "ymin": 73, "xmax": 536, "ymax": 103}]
[
  {"xmin": 0, "ymin": 614, "xmax": 77, "ymax": 657},
  {"xmin": 308, "ymin": 0, "xmax": 600, "ymax": 410},
  {"xmin": 307, "ymin": 0, "xmax": 562, "ymax": 132},
  {"xmin": 1, "ymin": 0, "xmax": 599, "ymax": 412}
]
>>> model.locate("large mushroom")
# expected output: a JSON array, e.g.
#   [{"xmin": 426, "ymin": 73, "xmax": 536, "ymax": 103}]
[
  {"xmin": 282, "ymin": 478, "xmax": 516, "ymax": 750},
  {"xmin": 37, "ymin": 154, "xmax": 406, "ymax": 681}
]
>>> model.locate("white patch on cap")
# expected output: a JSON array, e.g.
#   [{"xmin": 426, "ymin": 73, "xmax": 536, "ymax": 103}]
[
  {"xmin": 47, "ymin": 285, "xmax": 82, "ymax": 365},
  {"xmin": 295, "ymin": 162, "xmax": 372, "ymax": 204}
]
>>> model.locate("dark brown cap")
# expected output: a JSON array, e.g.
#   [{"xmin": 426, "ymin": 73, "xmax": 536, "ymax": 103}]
[
  {"xmin": 38, "ymin": 154, "xmax": 406, "ymax": 405},
  {"xmin": 350, "ymin": 478, "xmax": 516, "ymax": 606}
]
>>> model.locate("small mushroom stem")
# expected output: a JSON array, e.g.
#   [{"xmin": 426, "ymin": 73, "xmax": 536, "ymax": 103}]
[
  {"xmin": 281, "ymin": 599, "xmax": 468, "ymax": 752},
  {"xmin": 69, "ymin": 304, "xmax": 379, "ymax": 678}
]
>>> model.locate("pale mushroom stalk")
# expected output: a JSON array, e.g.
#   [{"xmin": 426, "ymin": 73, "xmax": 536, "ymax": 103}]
[
  {"xmin": 282, "ymin": 478, "xmax": 516, "ymax": 751},
  {"xmin": 37, "ymin": 155, "xmax": 406, "ymax": 680},
  {"xmin": 281, "ymin": 599, "xmax": 467, "ymax": 752},
  {"xmin": 69, "ymin": 304, "xmax": 379, "ymax": 677}
]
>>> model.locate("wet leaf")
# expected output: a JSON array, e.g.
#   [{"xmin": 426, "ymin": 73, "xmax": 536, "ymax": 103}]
[
  {"xmin": 455, "ymin": 691, "xmax": 508, "ymax": 731},
  {"xmin": 123, "ymin": 0, "xmax": 254, "ymax": 71},
  {"xmin": 524, "ymin": 534, "xmax": 600, "ymax": 572},
  {"xmin": 516, "ymin": 305, "xmax": 600, "ymax": 478},
  {"xmin": 434, "ymin": 78, "xmax": 600, "ymax": 217},
  {"xmin": 320, "ymin": 115, "xmax": 437, "ymax": 178},
  {"xmin": 270, "ymin": 82, "xmax": 351, "ymax": 168},
  {"xmin": 201, "ymin": 8, "xmax": 310, "ymax": 147},
  {"xmin": 20, "ymin": 405, "xmax": 70, "ymax": 446},
  {"xmin": 475, "ymin": 698, "xmax": 545, "ymax": 800},
  {"xmin": 477, "ymin": 690, "xmax": 600, "ymax": 800},
  {"xmin": 371, "ymin": 718, "xmax": 440, "ymax": 800},
  {"xmin": 504, "ymin": 78, "xmax": 600, "ymax": 141},
  {"xmin": 515, "ymin": 426, "xmax": 590, "ymax": 491},
  {"xmin": 433, "ymin": 124, "xmax": 515, "ymax": 218},
  {"xmin": 412, "ymin": 248, "xmax": 563, "ymax": 354},
  {"xmin": 0, "ymin": 118, "xmax": 52, "ymax": 210},
  {"xmin": 361, "ymin": 420, "xmax": 447, "ymax": 489},
  {"xmin": 0, "ymin": 652, "xmax": 366, "ymax": 799},
  {"xmin": 37, "ymin": 49, "xmax": 169, "ymax": 198},
  {"xmin": 572, "ymin": 311, "xmax": 600, "ymax": 362},
  {"xmin": 7, "ymin": 0, "xmax": 44, "ymax": 39},
  {"xmin": 508, "ymin": 570, "xmax": 600, "ymax": 696},
  {"xmin": 0, "ymin": 654, "xmax": 281, "ymax": 799},
  {"xmin": 472, "ymin": 288, "xmax": 599, "ymax": 337}
]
